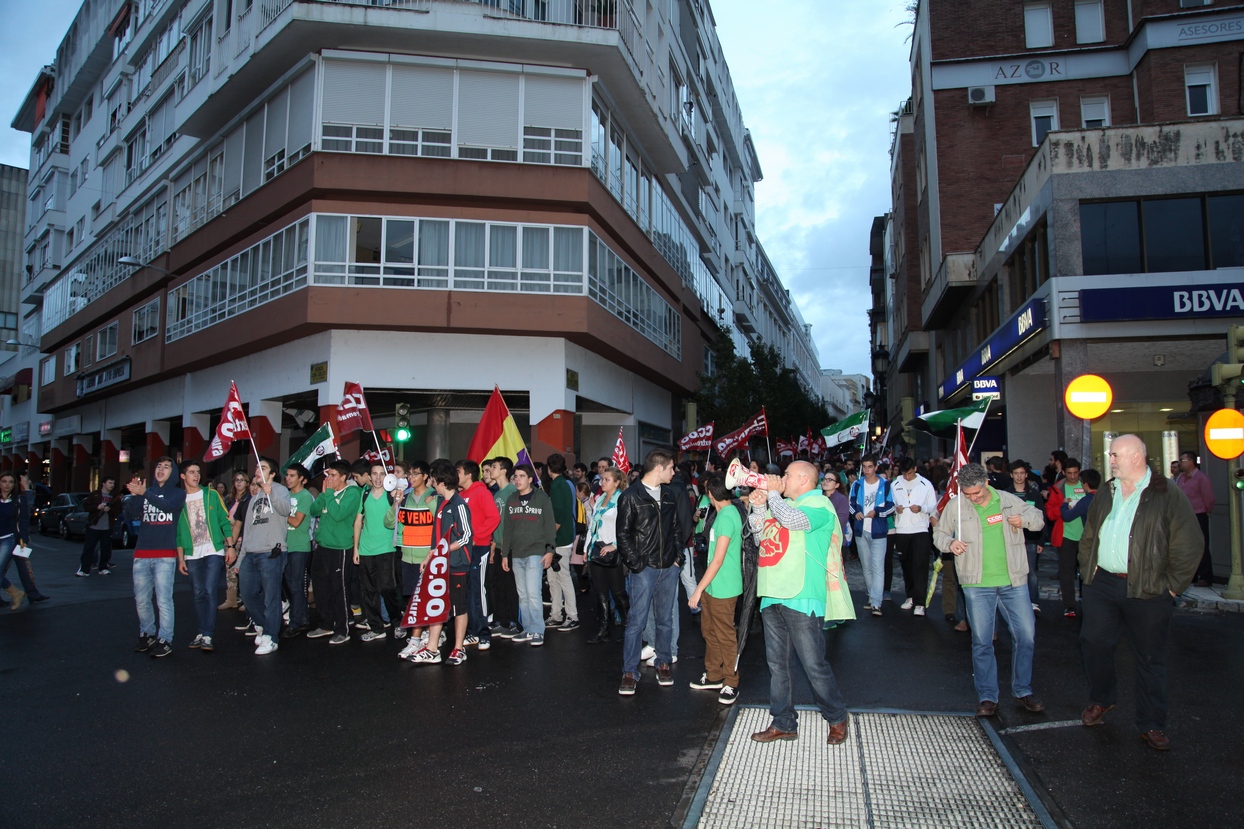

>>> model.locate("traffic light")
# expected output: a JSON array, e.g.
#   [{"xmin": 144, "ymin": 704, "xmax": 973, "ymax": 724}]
[
  {"xmin": 1234, "ymin": 468, "xmax": 1244, "ymax": 492},
  {"xmin": 1211, "ymin": 325, "xmax": 1244, "ymax": 387},
  {"xmin": 394, "ymin": 402, "xmax": 411, "ymax": 443}
]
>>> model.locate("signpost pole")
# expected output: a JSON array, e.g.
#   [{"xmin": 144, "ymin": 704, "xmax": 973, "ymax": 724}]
[{"xmin": 1221, "ymin": 389, "xmax": 1244, "ymax": 600}]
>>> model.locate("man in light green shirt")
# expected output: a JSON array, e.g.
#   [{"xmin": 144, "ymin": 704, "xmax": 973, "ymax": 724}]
[
  {"xmin": 353, "ymin": 462, "xmax": 402, "ymax": 642},
  {"xmin": 688, "ymin": 474, "xmax": 744, "ymax": 703},
  {"xmin": 281, "ymin": 463, "xmax": 315, "ymax": 637}
]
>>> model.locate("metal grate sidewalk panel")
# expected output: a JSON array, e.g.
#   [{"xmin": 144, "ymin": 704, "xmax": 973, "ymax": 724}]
[{"xmin": 694, "ymin": 708, "xmax": 1047, "ymax": 829}]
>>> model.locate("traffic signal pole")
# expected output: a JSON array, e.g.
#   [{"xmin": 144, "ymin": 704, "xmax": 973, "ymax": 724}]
[{"xmin": 1223, "ymin": 385, "xmax": 1244, "ymax": 600}]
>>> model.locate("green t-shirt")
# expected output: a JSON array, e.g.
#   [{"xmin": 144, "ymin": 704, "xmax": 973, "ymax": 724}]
[
  {"xmin": 286, "ymin": 488, "xmax": 314, "ymax": 553},
  {"xmin": 358, "ymin": 489, "xmax": 394, "ymax": 556},
  {"xmin": 549, "ymin": 475, "xmax": 576, "ymax": 547},
  {"xmin": 695, "ymin": 494, "xmax": 710, "ymax": 535},
  {"xmin": 1062, "ymin": 481, "xmax": 1086, "ymax": 541},
  {"xmin": 706, "ymin": 504, "xmax": 743, "ymax": 599},
  {"xmin": 967, "ymin": 488, "xmax": 1009, "ymax": 588}
]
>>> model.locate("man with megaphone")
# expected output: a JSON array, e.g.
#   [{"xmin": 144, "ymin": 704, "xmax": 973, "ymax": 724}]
[{"xmin": 746, "ymin": 460, "xmax": 851, "ymax": 747}]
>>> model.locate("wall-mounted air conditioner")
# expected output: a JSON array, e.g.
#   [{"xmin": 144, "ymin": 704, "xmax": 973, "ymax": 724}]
[{"xmin": 968, "ymin": 86, "xmax": 996, "ymax": 106}]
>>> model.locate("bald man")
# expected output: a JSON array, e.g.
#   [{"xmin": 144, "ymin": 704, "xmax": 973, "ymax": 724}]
[
  {"xmin": 1076, "ymin": 435, "xmax": 1201, "ymax": 751},
  {"xmin": 747, "ymin": 461, "xmax": 850, "ymax": 746}
]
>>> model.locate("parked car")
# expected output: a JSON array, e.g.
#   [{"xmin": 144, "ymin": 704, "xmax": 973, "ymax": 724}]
[
  {"xmin": 36, "ymin": 492, "xmax": 89, "ymax": 535},
  {"xmin": 62, "ymin": 493, "xmax": 141, "ymax": 546}
]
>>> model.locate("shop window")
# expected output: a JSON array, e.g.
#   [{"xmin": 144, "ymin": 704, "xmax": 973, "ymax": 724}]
[
  {"xmin": 1081, "ymin": 201, "xmax": 1142, "ymax": 275},
  {"xmin": 1209, "ymin": 194, "xmax": 1244, "ymax": 269},
  {"xmin": 1143, "ymin": 198, "xmax": 1205, "ymax": 273}
]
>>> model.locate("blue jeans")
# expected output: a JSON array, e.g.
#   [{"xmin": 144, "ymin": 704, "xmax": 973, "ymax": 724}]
[
  {"xmin": 186, "ymin": 556, "xmax": 224, "ymax": 637},
  {"xmin": 762, "ymin": 603, "xmax": 848, "ymax": 732},
  {"xmin": 284, "ymin": 550, "xmax": 311, "ymax": 629},
  {"xmin": 963, "ymin": 583, "xmax": 1036, "ymax": 703},
  {"xmin": 133, "ymin": 557, "xmax": 177, "ymax": 642},
  {"xmin": 623, "ymin": 565, "xmax": 678, "ymax": 674},
  {"xmin": 857, "ymin": 532, "xmax": 888, "ymax": 608},
  {"xmin": 643, "ymin": 574, "xmax": 681, "ymax": 658},
  {"xmin": 1024, "ymin": 542, "xmax": 1040, "ymax": 604},
  {"xmin": 240, "ymin": 550, "xmax": 288, "ymax": 638},
  {"xmin": 511, "ymin": 555, "xmax": 546, "ymax": 636}
]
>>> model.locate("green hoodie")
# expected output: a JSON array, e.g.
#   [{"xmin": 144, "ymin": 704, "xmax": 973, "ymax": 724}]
[
  {"xmin": 310, "ymin": 483, "xmax": 364, "ymax": 549},
  {"xmin": 176, "ymin": 487, "xmax": 233, "ymax": 558}
]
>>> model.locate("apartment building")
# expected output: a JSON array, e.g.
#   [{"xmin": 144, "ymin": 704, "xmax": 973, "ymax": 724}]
[{"xmin": 9, "ymin": 0, "xmax": 822, "ymax": 490}]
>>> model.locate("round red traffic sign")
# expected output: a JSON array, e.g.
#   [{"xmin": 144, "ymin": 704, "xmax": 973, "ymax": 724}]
[
  {"xmin": 1064, "ymin": 374, "xmax": 1113, "ymax": 420},
  {"xmin": 1204, "ymin": 408, "xmax": 1244, "ymax": 460}
]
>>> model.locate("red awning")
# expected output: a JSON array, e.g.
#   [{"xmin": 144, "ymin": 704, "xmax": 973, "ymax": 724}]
[{"xmin": 107, "ymin": 2, "xmax": 132, "ymax": 37}]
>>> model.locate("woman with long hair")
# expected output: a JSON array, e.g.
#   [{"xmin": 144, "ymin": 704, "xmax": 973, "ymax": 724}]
[
  {"xmin": 584, "ymin": 466, "xmax": 628, "ymax": 644},
  {"xmin": 0, "ymin": 471, "xmax": 43, "ymax": 609},
  {"xmin": 218, "ymin": 471, "xmax": 250, "ymax": 611}
]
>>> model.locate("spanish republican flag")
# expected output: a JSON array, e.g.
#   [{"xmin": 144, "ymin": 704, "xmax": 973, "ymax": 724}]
[{"xmin": 467, "ymin": 386, "xmax": 535, "ymax": 467}]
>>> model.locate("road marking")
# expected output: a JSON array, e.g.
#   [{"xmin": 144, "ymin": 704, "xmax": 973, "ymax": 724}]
[{"xmin": 998, "ymin": 719, "xmax": 1083, "ymax": 735}]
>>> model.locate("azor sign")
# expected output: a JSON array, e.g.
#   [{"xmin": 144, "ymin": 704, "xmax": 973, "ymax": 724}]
[
  {"xmin": 1064, "ymin": 374, "xmax": 1113, "ymax": 420},
  {"xmin": 1204, "ymin": 408, "xmax": 1244, "ymax": 460}
]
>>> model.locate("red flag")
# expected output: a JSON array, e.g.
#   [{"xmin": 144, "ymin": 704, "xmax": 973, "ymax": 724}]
[
  {"xmin": 776, "ymin": 439, "xmax": 795, "ymax": 458},
  {"xmin": 798, "ymin": 432, "xmax": 810, "ymax": 453},
  {"xmin": 336, "ymin": 381, "xmax": 374, "ymax": 435},
  {"xmin": 401, "ymin": 538, "xmax": 451, "ymax": 628},
  {"xmin": 937, "ymin": 424, "xmax": 968, "ymax": 513},
  {"xmin": 612, "ymin": 427, "xmax": 631, "ymax": 474},
  {"xmin": 678, "ymin": 422, "xmax": 714, "ymax": 452},
  {"xmin": 713, "ymin": 409, "xmax": 768, "ymax": 458},
  {"xmin": 362, "ymin": 447, "xmax": 395, "ymax": 474},
  {"xmin": 204, "ymin": 382, "xmax": 251, "ymax": 461}
]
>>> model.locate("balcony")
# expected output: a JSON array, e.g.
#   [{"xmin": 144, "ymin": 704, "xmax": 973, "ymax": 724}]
[
  {"xmin": 922, "ymin": 252, "xmax": 975, "ymax": 329},
  {"xmin": 734, "ymin": 298, "xmax": 757, "ymax": 334}
]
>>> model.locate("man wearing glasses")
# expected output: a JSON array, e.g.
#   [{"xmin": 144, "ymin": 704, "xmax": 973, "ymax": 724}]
[{"xmin": 934, "ymin": 463, "xmax": 1045, "ymax": 718}]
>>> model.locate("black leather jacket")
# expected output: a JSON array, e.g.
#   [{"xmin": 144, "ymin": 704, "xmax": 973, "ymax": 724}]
[{"xmin": 617, "ymin": 481, "xmax": 690, "ymax": 573}]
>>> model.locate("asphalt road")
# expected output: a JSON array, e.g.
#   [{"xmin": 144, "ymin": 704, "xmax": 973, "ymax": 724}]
[{"xmin": 3, "ymin": 534, "xmax": 1241, "ymax": 828}]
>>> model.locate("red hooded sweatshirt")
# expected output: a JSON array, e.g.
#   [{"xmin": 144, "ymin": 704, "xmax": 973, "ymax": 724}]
[{"xmin": 460, "ymin": 480, "xmax": 501, "ymax": 548}]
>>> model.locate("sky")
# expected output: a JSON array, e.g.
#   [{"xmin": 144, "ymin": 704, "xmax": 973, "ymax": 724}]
[{"xmin": 0, "ymin": 0, "xmax": 915, "ymax": 378}]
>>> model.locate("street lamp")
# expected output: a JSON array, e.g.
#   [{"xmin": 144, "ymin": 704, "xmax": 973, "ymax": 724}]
[{"xmin": 118, "ymin": 256, "xmax": 176, "ymax": 276}]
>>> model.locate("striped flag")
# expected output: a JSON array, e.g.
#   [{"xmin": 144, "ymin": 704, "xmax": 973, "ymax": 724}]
[{"xmin": 466, "ymin": 387, "xmax": 534, "ymax": 469}]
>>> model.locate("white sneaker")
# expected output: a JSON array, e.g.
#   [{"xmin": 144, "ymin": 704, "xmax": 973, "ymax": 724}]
[
  {"xmin": 901, "ymin": 598, "xmax": 914, "ymax": 611},
  {"xmin": 914, "ymin": 606, "xmax": 926, "ymax": 617},
  {"xmin": 398, "ymin": 640, "xmax": 420, "ymax": 659},
  {"xmin": 463, "ymin": 634, "xmax": 480, "ymax": 647},
  {"xmin": 645, "ymin": 655, "xmax": 678, "ymax": 667},
  {"xmin": 409, "ymin": 647, "xmax": 442, "ymax": 665},
  {"xmin": 640, "ymin": 644, "xmax": 656, "ymax": 661},
  {"xmin": 255, "ymin": 635, "xmax": 278, "ymax": 655}
]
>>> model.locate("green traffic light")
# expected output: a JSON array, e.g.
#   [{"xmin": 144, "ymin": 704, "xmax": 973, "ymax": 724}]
[{"xmin": 395, "ymin": 427, "xmax": 411, "ymax": 443}]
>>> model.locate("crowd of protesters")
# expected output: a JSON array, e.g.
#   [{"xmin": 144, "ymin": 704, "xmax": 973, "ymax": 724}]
[{"xmin": 40, "ymin": 432, "xmax": 1204, "ymax": 751}]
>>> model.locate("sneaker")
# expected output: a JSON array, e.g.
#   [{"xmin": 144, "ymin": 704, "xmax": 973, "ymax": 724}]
[
  {"xmin": 529, "ymin": 634, "xmax": 545, "ymax": 647},
  {"xmin": 410, "ymin": 647, "xmax": 442, "ymax": 664},
  {"xmin": 901, "ymin": 598, "xmax": 914, "ymax": 610},
  {"xmin": 394, "ymin": 627, "xmax": 409, "ymax": 640},
  {"xmin": 328, "ymin": 634, "xmax": 350, "ymax": 645},
  {"xmin": 646, "ymin": 654, "xmax": 679, "ymax": 667},
  {"xmin": 477, "ymin": 640, "xmax": 491, "ymax": 651},
  {"xmin": 255, "ymin": 635, "xmax": 279, "ymax": 655},
  {"xmin": 352, "ymin": 619, "xmax": 371, "ymax": 630},
  {"xmin": 351, "ymin": 605, "xmax": 362, "ymax": 617},
  {"xmin": 914, "ymin": 606, "xmax": 926, "ymax": 617},
  {"xmin": 511, "ymin": 631, "xmax": 534, "ymax": 643},
  {"xmin": 463, "ymin": 634, "xmax": 480, "ymax": 647},
  {"xmin": 306, "ymin": 627, "xmax": 333, "ymax": 639},
  {"xmin": 883, "ymin": 591, "xmax": 893, "ymax": 603},
  {"xmin": 1032, "ymin": 603, "xmax": 1042, "ymax": 615},
  {"xmin": 201, "ymin": 636, "xmax": 214, "ymax": 653},
  {"xmin": 99, "ymin": 568, "xmax": 111, "ymax": 575},
  {"xmin": 640, "ymin": 644, "xmax": 656, "ymax": 661},
  {"xmin": 618, "ymin": 672, "xmax": 638, "ymax": 696},
  {"xmin": 545, "ymin": 616, "xmax": 564, "ymax": 627},
  {"xmin": 189, "ymin": 634, "xmax": 204, "ymax": 649},
  {"xmin": 656, "ymin": 664, "xmax": 674, "ymax": 686},
  {"xmin": 689, "ymin": 673, "xmax": 724, "ymax": 691},
  {"xmin": 75, "ymin": 569, "xmax": 89, "ymax": 577},
  {"xmin": 488, "ymin": 621, "xmax": 503, "ymax": 633},
  {"xmin": 446, "ymin": 647, "xmax": 468, "ymax": 665},
  {"xmin": 718, "ymin": 686, "xmax": 739, "ymax": 705},
  {"xmin": 1064, "ymin": 609, "xmax": 1078, "ymax": 619},
  {"xmin": 398, "ymin": 640, "xmax": 420, "ymax": 660},
  {"xmin": 245, "ymin": 623, "xmax": 260, "ymax": 637},
  {"xmin": 559, "ymin": 618, "xmax": 580, "ymax": 632},
  {"xmin": 235, "ymin": 619, "xmax": 253, "ymax": 631},
  {"xmin": 282, "ymin": 600, "xmax": 290, "ymax": 613},
  {"xmin": 496, "ymin": 625, "xmax": 521, "ymax": 639},
  {"xmin": 149, "ymin": 639, "xmax": 173, "ymax": 658},
  {"xmin": 871, "ymin": 607, "xmax": 883, "ymax": 617},
  {"xmin": 360, "ymin": 630, "xmax": 386, "ymax": 643},
  {"xmin": 134, "ymin": 635, "xmax": 157, "ymax": 653}
]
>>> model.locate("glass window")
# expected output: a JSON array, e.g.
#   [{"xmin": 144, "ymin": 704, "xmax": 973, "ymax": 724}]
[
  {"xmin": 522, "ymin": 227, "xmax": 550, "ymax": 269},
  {"xmin": 1209, "ymin": 194, "xmax": 1244, "ymax": 269},
  {"xmin": 1030, "ymin": 100, "xmax": 1058, "ymax": 146},
  {"xmin": 384, "ymin": 220, "xmax": 415, "ymax": 264},
  {"xmin": 489, "ymin": 225, "xmax": 517, "ymax": 268},
  {"xmin": 352, "ymin": 217, "xmax": 382, "ymax": 264},
  {"xmin": 1185, "ymin": 65, "xmax": 1217, "ymax": 117},
  {"xmin": 1074, "ymin": 0, "xmax": 1104, "ymax": 44},
  {"xmin": 315, "ymin": 216, "xmax": 347, "ymax": 262},
  {"xmin": 1081, "ymin": 201, "xmax": 1142, "ymax": 275},
  {"xmin": 1080, "ymin": 96, "xmax": 1110, "ymax": 128},
  {"xmin": 1143, "ymin": 198, "xmax": 1205, "ymax": 273},
  {"xmin": 1024, "ymin": 2, "xmax": 1054, "ymax": 49},
  {"xmin": 96, "ymin": 322, "xmax": 119, "ymax": 360}
]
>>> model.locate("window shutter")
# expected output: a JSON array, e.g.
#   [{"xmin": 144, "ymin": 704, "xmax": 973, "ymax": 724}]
[
  {"xmin": 149, "ymin": 93, "xmax": 174, "ymax": 148},
  {"xmin": 522, "ymin": 75, "xmax": 583, "ymax": 130},
  {"xmin": 223, "ymin": 124, "xmax": 244, "ymax": 198},
  {"xmin": 322, "ymin": 59, "xmax": 387, "ymax": 126},
  {"xmin": 457, "ymin": 70, "xmax": 520, "ymax": 148},
  {"xmin": 287, "ymin": 69, "xmax": 315, "ymax": 153},
  {"xmin": 241, "ymin": 111, "xmax": 264, "ymax": 196},
  {"xmin": 265, "ymin": 86, "xmax": 289, "ymax": 159},
  {"xmin": 390, "ymin": 64, "xmax": 454, "ymax": 129}
]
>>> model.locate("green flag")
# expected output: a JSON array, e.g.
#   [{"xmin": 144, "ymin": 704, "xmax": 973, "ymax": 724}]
[
  {"xmin": 907, "ymin": 398, "xmax": 992, "ymax": 437},
  {"xmin": 285, "ymin": 423, "xmax": 338, "ymax": 475},
  {"xmin": 821, "ymin": 410, "xmax": 869, "ymax": 448}
]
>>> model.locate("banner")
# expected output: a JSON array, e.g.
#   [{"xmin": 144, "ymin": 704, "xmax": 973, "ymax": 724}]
[
  {"xmin": 937, "ymin": 424, "xmax": 969, "ymax": 514},
  {"xmin": 909, "ymin": 397, "xmax": 991, "ymax": 437},
  {"xmin": 776, "ymin": 438, "xmax": 795, "ymax": 458},
  {"xmin": 362, "ymin": 446, "xmax": 395, "ymax": 474},
  {"xmin": 821, "ymin": 410, "xmax": 869, "ymax": 448},
  {"xmin": 205, "ymin": 382, "xmax": 251, "ymax": 461},
  {"xmin": 611, "ymin": 427, "xmax": 631, "ymax": 474},
  {"xmin": 714, "ymin": 409, "xmax": 768, "ymax": 458},
  {"xmin": 401, "ymin": 538, "xmax": 451, "ymax": 628},
  {"xmin": 284, "ymin": 423, "xmax": 338, "ymax": 475},
  {"xmin": 336, "ymin": 381, "xmax": 374, "ymax": 435},
  {"xmin": 466, "ymin": 386, "xmax": 535, "ymax": 469},
  {"xmin": 678, "ymin": 422, "xmax": 715, "ymax": 452}
]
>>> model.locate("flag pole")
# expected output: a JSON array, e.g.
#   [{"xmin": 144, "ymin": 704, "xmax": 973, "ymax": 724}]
[
  {"xmin": 956, "ymin": 419, "xmax": 962, "ymax": 534},
  {"xmin": 963, "ymin": 395, "xmax": 993, "ymax": 460},
  {"xmin": 234, "ymin": 381, "xmax": 266, "ymax": 474},
  {"xmin": 763, "ymin": 408, "xmax": 772, "ymax": 466}
]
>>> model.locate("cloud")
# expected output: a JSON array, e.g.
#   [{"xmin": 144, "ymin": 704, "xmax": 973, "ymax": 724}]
[{"xmin": 711, "ymin": 0, "xmax": 913, "ymax": 377}]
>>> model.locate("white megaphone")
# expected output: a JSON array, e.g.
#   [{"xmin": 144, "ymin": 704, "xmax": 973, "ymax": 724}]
[
  {"xmin": 725, "ymin": 458, "xmax": 767, "ymax": 490},
  {"xmin": 382, "ymin": 473, "xmax": 400, "ymax": 492}
]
